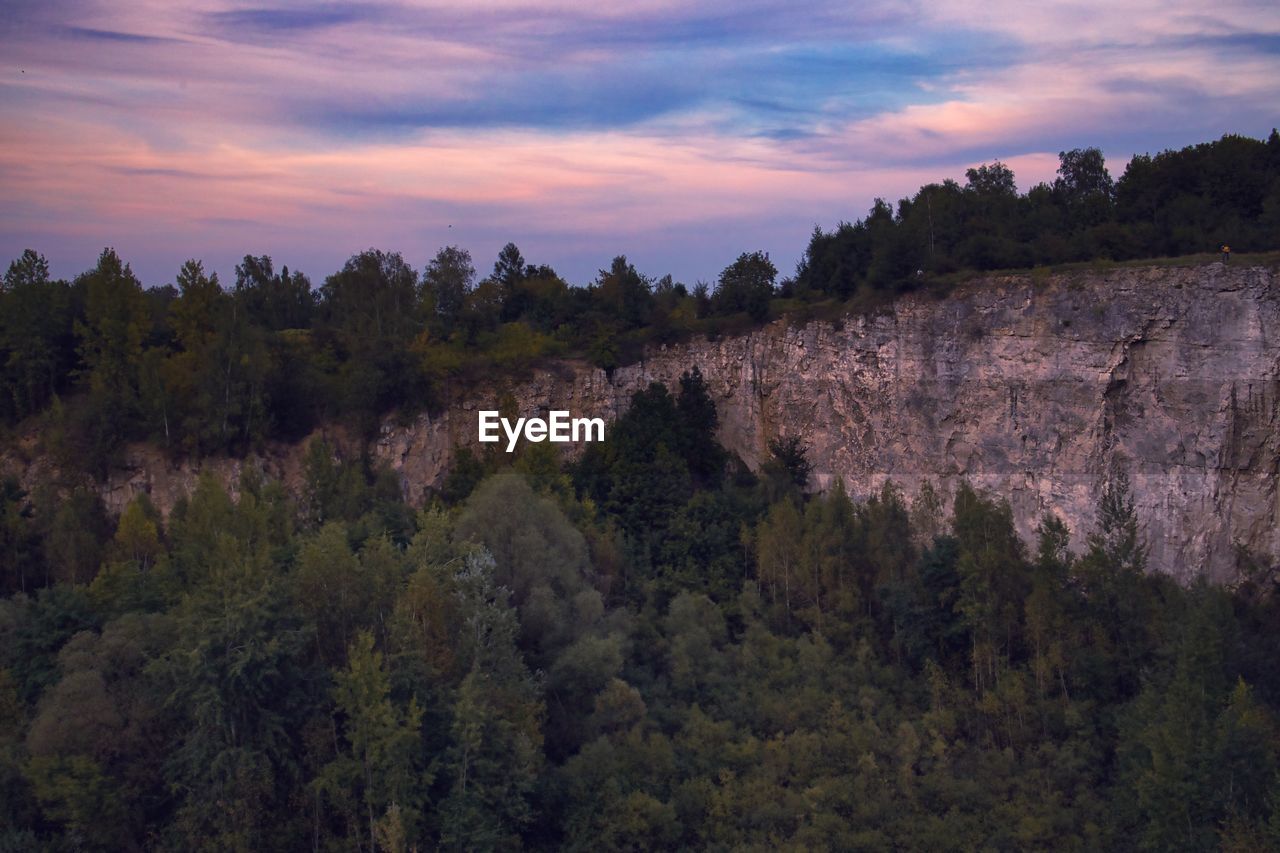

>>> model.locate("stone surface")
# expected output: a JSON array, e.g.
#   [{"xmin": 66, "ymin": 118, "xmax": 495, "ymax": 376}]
[{"xmin": 10, "ymin": 262, "xmax": 1278, "ymax": 582}]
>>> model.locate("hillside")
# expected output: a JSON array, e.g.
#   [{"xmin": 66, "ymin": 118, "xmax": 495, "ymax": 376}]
[{"xmin": 12, "ymin": 259, "xmax": 1277, "ymax": 583}]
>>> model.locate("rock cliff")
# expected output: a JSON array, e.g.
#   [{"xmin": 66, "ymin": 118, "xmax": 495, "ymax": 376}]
[{"xmin": 21, "ymin": 262, "xmax": 1280, "ymax": 582}]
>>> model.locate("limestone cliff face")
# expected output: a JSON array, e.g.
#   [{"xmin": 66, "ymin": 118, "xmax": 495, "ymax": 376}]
[
  {"xmin": 373, "ymin": 262, "xmax": 1280, "ymax": 582},
  {"xmin": 22, "ymin": 263, "xmax": 1278, "ymax": 582}
]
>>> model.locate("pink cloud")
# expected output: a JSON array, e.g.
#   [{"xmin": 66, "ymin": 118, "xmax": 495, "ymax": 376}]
[{"xmin": 3, "ymin": 0, "xmax": 1277, "ymax": 284}]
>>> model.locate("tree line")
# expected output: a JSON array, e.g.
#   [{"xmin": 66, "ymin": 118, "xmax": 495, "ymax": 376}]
[
  {"xmin": 3, "ymin": 132, "xmax": 1277, "ymax": 480},
  {"xmin": 0, "ymin": 243, "xmax": 777, "ymax": 477},
  {"xmin": 1, "ymin": 373, "xmax": 1278, "ymax": 850},
  {"xmin": 796, "ymin": 131, "xmax": 1280, "ymax": 296}
]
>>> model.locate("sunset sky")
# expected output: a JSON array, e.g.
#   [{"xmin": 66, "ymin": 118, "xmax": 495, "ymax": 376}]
[{"xmin": 2, "ymin": 0, "xmax": 1278, "ymax": 288}]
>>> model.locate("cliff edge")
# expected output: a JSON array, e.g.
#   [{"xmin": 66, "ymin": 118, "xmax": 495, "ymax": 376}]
[{"xmin": 18, "ymin": 262, "xmax": 1279, "ymax": 582}]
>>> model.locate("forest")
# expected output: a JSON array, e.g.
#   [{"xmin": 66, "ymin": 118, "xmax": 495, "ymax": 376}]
[
  {"xmin": 1, "ymin": 130, "xmax": 1280, "ymax": 850},
  {"xmin": 2, "ymin": 376, "xmax": 1279, "ymax": 850}
]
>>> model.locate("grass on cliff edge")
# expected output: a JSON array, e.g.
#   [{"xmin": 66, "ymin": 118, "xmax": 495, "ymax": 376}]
[
  {"xmin": 925, "ymin": 250, "xmax": 1280, "ymax": 291},
  {"xmin": 746, "ymin": 250, "xmax": 1280, "ymax": 336}
]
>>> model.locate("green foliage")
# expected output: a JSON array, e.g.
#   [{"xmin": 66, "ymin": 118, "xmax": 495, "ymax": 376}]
[
  {"xmin": 712, "ymin": 250, "xmax": 776, "ymax": 320},
  {"xmin": 294, "ymin": 523, "xmax": 369, "ymax": 666},
  {"xmin": 319, "ymin": 249, "xmax": 425, "ymax": 426},
  {"xmin": 0, "ymin": 478, "xmax": 40, "ymax": 596},
  {"xmin": 162, "ymin": 259, "xmax": 271, "ymax": 455},
  {"xmin": 440, "ymin": 446, "xmax": 487, "ymax": 505},
  {"xmin": 24, "ymin": 614, "xmax": 175, "ymax": 845},
  {"xmin": 109, "ymin": 495, "xmax": 162, "ymax": 570},
  {"xmin": 422, "ymin": 246, "xmax": 475, "ymax": 336},
  {"xmin": 26, "ymin": 755, "xmax": 127, "ymax": 849},
  {"xmin": 1, "ymin": 446, "xmax": 1278, "ymax": 850},
  {"xmin": 484, "ymin": 321, "xmax": 563, "ymax": 370},
  {"xmin": 798, "ymin": 132, "xmax": 1280, "ymax": 294},
  {"xmin": 573, "ymin": 374, "xmax": 725, "ymax": 566},
  {"xmin": 39, "ymin": 487, "xmax": 111, "ymax": 587},
  {"xmin": 761, "ymin": 433, "xmax": 812, "ymax": 502},
  {"xmin": 0, "ymin": 250, "xmax": 76, "ymax": 424},
  {"xmin": 69, "ymin": 249, "xmax": 151, "ymax": 473},
  {"xmin": 439, "ymin": 549, "xmax": 544, "ymax": 849},
  {"xmin": 153, "ymin": 551, "xmax": 315, "ymax": 850},
  {"xmin": 318, "ymin": 631, "xmax": 429, "ymax": 850},
  {"xmin": 3, "ymin": 585, "xmax": 101, "ymax": 705},
  {"xmin": 233, "ymin": 254, "xmax": 314, "ymax": 333}
]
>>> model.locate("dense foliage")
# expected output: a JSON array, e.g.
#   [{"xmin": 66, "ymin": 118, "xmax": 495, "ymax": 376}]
[
  {"xmin": 2, "ymin": 375, "xmax": 1278, "ymax": 851},
  {"xmin": 795, "ymin": 132, "xmax": 1280, "ymax": 296},
  {"xmin": 2, "ymin": 133, "xmax": 1277, "ymax": 479}
]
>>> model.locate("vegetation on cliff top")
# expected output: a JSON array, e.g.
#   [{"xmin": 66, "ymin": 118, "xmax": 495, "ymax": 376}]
[{"xmin": 2, "ymin": 131, "xmax": 1279, "ymax": 478}]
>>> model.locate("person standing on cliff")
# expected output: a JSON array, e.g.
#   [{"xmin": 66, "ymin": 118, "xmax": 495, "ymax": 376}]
[{"xmin": 1221, "ymin": 244, "xmax": 1231, "ymax": 264}]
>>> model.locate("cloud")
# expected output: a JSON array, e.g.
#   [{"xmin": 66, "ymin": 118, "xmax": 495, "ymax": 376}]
[
  {"xmin": 1, "ymin": 0, "xmax": 1278, "ymax": 285},
  {"xmin": 207, "ymin": 4, "xmax": 377, "ymax": 35},
  {"xmin": 60, "ymin": 25, "xmax": 187, "ymax": 44}
]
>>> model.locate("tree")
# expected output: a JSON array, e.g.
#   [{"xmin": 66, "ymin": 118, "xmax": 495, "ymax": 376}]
[
  {"xmin": 233, "ymin": 255, "xmax": 314, "ymax": 332},
  {"xmin": 714, "ymin": 251, "xmax": 776, "ymax": 321},
  {"xmin": 423, "ymin": 246, "xmax": 475, "ymax": 336},
  {"xmin": 593, "ymin": 255, "xmax": 653, "ymax": 329},
  {"xmin": 0, "ymin": 250, "xmax": 76, "ymax": 423},
  {"xmin": 880, "ymin": 535, "xmax": 965, "ymax": 669},
  {"xmin": 75, "ymin": 250, "xmax": 148, "ymax": 401},
  {"xmin": 756, "ymin": 499, "xmax": 803, "ymax": 615},
  {"xmin": 1071, "ymin": 468, "xmax": 1155, "ymax": 703},
  {"xmin": 1122, "ymin": 586, "xmax": 1235, "ymax": 851},
  {"xmin": 677, "ymin": 367, "xmax": 724, "ymax": 486},
  {"xmin": 72, "ymin": 249, "xmax": 150, "ymax": 468},
  {"xmin": 491, "ymin": 243, "xmax": 527, "ymax": 294},
  {"xmin": 164, "ymin": 259, "xmax": 270, "ymax": 454},
  {"xmin": 798, "ymin": 480, "xmax": 862, "ymax": 632},
  {"xmin": 950, "ymin": 483, "xmax": 1028, "ymax": 694},
  {"xmin": 2, "ymin": 248, "xmax": 51, "ymax": 292},
  {"xmin": 318, "ymin": 632, "xmax": 428, "ymax": 852},
  {"xmin": 153, "ymin": 548, "xmax": 315, "ymax": 850},
  {"xmin": 319, "ymin": 249, "xmax": 423, "ymax": 420},
  {"xmin": 293, "ymin": 522, "xmax": 365, "ymax": 668},
  {"xmin": 321, "ymin": 251, "xmax": 420, "ymax": 343},
  {"xmin": 110, "ymin": 496, "xmax": 162, "ymax": 571},
  {"xmin": 762, "ymin": 435, "xmax": 812, "ymax": 502},
  {"xmin": 575, "ymin": 382, "xmax": 698, "ymax": 540},
  {"xmin": 1055, "ymin": 147, "xmax": 1115, "ymax": 231},
  {"xmin": 24, "ymin": 614, "xmax": 176, "ymax": 848},
  {"xmin": 965, "ymin": 161, "xmax": 1017, "ymax": 198},
  {"xmin": 0, "ymin": 478, "xmax": 40, "ymax": 595},
  {"xmin": 1056, "ymin": 148, "xmax": 1114, "ymax": 204},
  {"xmin": 454, "ymin": 472, "xmax": 593, "ymax": 665},
  {"xmin": 439, "ymin": 550, "xmax": 543, "ymax": 849},
  {"xmin": 40, "ymin": 488, "xmax": 111, "ymax": 587},
  {"xmin": 1025, "ymin": 514, "xmax": 1074, "ymax": 698}
]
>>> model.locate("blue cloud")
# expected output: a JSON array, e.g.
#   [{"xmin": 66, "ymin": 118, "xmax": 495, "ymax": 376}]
[
  {"xmin": 206, "ymin": 4, "xmax": 381, "ymax": 35},
  {"xmin": 304, "ymin": 72, "xmax": 703, "ymax": 135},
  {"xmin": 1168, "ymin": 32, "xmax": 1280, "ymax": 55},
  {"xmin": 281, "ymin": 20, "xmax": 1018, "ymax": 140},
  {"xmin": 59, "ymin": 25, "xmax": 183, "ymax": 44},
  {"xmin": 6, "ymin": 0, "xmax": 1021, "ymax": 144}
]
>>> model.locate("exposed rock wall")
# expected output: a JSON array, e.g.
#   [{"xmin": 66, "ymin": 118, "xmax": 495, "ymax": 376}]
[
  {"xmin": 16, "ymin": 263, "xmax": 1278, "ymax": 582},
  {"xmin": 373, "ymin": 262, "xmax": 1280, "ymax": 582}
]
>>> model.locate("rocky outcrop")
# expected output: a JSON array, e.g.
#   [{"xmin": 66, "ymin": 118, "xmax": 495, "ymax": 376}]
[
  {"xmin": 372, "ymin": 262, "xmax": 1280, "ymax": 582},
  {"xmin": 15, "ymin": 262, "xmax": 1279, "ymax": 582}
]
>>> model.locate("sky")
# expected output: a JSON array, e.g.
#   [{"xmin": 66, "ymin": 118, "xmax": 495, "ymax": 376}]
[{"xmin": 1, "ymin": 1, "xmax": 1278, "ymax": 289}]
